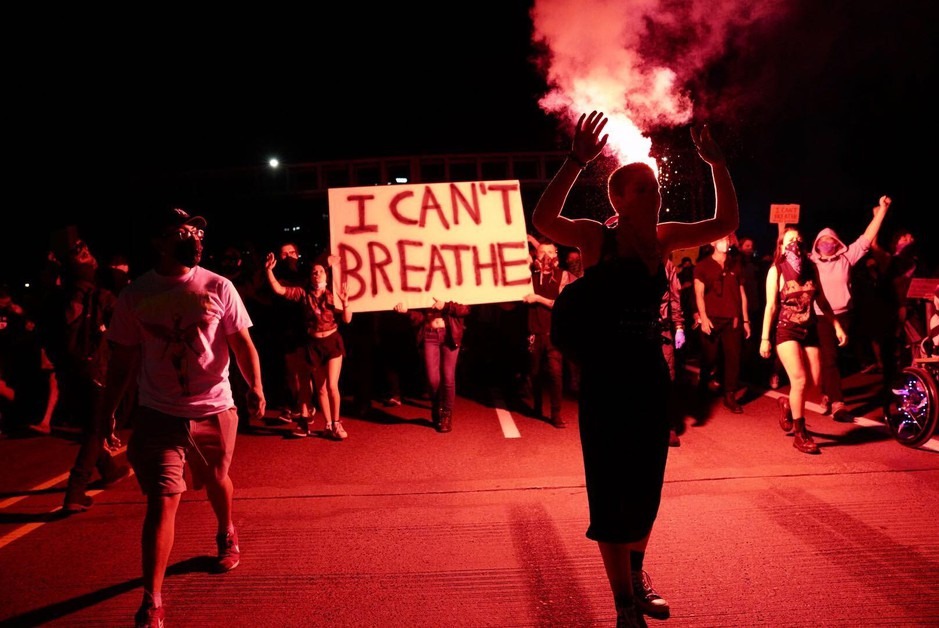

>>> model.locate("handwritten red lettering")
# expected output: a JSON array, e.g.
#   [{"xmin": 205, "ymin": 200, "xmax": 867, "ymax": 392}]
[
  {"xmin": 419, "ymin": 187, "xmax": 449, "ymax": 230},
  {"xmin": 344, "ymin": 194, "xmax": 379, "ymax": 234},
  {"xmin": 486, "ymin": 183, "xmax": 519, "ymax": 225},
  {"xmin": 389, "ymin": 191, "xmax": 418, "ymax": 226}
]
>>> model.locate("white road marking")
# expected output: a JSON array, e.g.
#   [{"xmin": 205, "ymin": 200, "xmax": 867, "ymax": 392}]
[{"xmin": 489, "ymin": 390, "xmax": 521, "ymax": 438}]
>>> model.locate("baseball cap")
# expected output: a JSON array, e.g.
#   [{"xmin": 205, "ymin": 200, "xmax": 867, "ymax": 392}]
[{"xmin": 151, "ymin": 207, "xmax": 207, "ymax": 236}]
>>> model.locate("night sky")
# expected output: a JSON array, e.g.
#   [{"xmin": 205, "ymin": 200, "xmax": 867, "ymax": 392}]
[{"xmin": 6, "ymin": 0, "xmax": 936, "ymax": 289}]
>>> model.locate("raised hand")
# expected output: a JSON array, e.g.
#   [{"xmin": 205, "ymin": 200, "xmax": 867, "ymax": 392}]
[
  {"xmin": 570, "ymin": 111, "xmax": 609, "ymax": 165},
  {"xmin": 264, "ymin": 252, "xmax": 276, "ymax": 270},
  {"xmin": 337, "ymin": 282, "xmax": 349, "ymax": 306},
  {"xmin": 875, "ymin": 195, "xmax": 891, "ymax": 215},
  {"xmin": 690, "ymin": 125, "xmax": 725, "ymax": 166}
]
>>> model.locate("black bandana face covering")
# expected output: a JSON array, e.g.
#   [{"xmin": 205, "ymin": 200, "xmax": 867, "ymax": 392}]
[
  {"xmin": 784, "ymin": 241, "xmax": 802, "ymax": 275},
  {"xmin": 172, "ymin": 238, "xmax": 202, "ymax": 267}
]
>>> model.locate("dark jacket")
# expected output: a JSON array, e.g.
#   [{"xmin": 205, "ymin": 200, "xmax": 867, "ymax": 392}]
[{"xmin": 408, "ymin": 302, "xmax": 471, "ymax": 349}]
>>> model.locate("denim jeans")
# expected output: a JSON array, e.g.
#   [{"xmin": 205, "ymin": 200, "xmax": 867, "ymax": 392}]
[{"xmin": 422, "ymin": 328, "xmax": 460, "ymax": 414}]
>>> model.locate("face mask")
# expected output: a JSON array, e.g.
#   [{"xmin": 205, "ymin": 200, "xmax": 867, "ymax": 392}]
[
  {"xmin": 172, "ymin": 238, "xmax": 201, "ymax": 267},
  {"xmin": 816, "ymin": 240, "xmax": 839, "ymax": 256},
  {"xmin": 715, "ymin": 241, "xmax": 729, "ymax": 254},
  {"xmin": 784, "ymin": 241, "xmax": 802, "ymax": 274},
  {"xmin": 314, "ymin": 281, "xmax": 327, "ymax": 291},
  {"xmin": 567, "ymin": 259, "xmax": 583, "ymax": 275}
]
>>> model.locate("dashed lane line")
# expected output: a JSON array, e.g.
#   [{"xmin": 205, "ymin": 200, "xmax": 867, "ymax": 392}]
[{"xmin": 489, "ymin": 390, "xmax": 521, "ymax": 439}]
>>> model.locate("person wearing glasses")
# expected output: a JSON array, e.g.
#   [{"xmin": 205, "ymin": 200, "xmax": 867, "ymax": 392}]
[
  {"xmin": 94, "ymin": 207, "xmax": 266, "ymax": 628},
  {"xmin": 532, "ymin": 110, "xmax": 738, "ymax": 627}
]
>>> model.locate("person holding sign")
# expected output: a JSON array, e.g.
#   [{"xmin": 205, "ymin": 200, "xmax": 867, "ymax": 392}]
[
  {"xmin": 532, "ymin": 110, "xmax": 739, "ymax": 627},
  {"xmin": 522, "ymin": 240, "xmax": 570, "ymax": 428},
  {"xmin": 394, "ymin": 298, "xmax": 471, "ymax": 433}
]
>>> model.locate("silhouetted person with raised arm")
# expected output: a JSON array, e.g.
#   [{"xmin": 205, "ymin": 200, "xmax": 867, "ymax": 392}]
[{"xmin": 533, "ymin": 110, "xmax": 738, "ymax": 627}]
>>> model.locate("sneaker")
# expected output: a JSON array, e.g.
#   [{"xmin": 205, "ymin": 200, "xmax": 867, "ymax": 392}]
[
  {"xmin": 832, "ymin": 407, "xmax": 855, "ymax": 423},
  {"xmin": 769, "ymin": 373, "xmax": 781, "ymax": 390},
  {"xmin": 551, "ymin": 415, "xmax": 567, "ymax": 429},
  {"xmin": 819, "ymin": 395, "xmax": 831, "ymax": 415},
  {"xmin": 264, "ymin": 414, "xmax": 293, "ymax": 426},
  {"xmin": 286, "ymin": 416, "xmax": 312, "ymax": 438},
  {"xmin": 777, "ymin": 397, "xmax": 793, "ymax": 433},
  {"xmin": 63, "ymin": 492, "xmax": 93, "ymax": 513},
  {"xmin": 285, "ymin": 426, "xmax": 310, "ymax": 438},
  {"xmin": 793, "ymin": 431, "xmax": 820, "ymax": 454},
  {"xmin": 134, "ymin": 602, "xmax": 165, "ymax": 628},
  {"xmin": 668, "ymin": 430, "xmax": 681, "ymax": 447},
  {"xmin": 632, "ymin": 570, "xmax": 670, "ymax": 620},
  {"xmin": 722, "ymin": 393, "xmax": 743, "ymax": 414},
  {"xmin": 28, "ymin": 423, "xmax": 52, "ymax": 435},
  {"xmin": 215, "ymin": 528, "xmax": 241, "ymax": 573},
  {"xmin": 105, "ymin": 433, "xmax": 123, "ymax": 451},
  {"xmin": 330, "ymin": 421, "xmax": 349, "ymax": 440},
  {"xmin": 382, "ymin": 396, "xmax": 402, "ymax": 407}
]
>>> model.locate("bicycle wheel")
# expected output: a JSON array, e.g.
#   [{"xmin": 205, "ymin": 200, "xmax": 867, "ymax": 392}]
[{"xmin": 884, "ymin": 366, "xmax": 939, "ymax": 448}]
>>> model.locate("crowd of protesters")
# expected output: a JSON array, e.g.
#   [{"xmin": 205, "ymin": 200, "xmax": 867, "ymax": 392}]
[
  {"xmin": 1, "ymin": 207, "xmax": 936, "ymax": 449},
  {"xmin": 0, "ymin": 200, "xmax": 936, "ymax": 628}
]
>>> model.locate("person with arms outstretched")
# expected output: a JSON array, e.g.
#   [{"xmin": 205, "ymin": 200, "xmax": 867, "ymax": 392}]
[{"xmin": 532, "ymin": 111, "xmax": 738, "ymax": 627}]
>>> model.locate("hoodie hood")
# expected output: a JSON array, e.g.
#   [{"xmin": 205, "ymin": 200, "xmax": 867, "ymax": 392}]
[{"xmin": 812, "ymin": 227, "xmax": 847, "ymax": 260}]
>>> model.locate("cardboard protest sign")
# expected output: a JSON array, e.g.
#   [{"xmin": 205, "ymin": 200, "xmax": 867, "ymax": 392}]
[
  {"xmin": 906, "ymin": 277, "xmax": 939, "ymax": 301},
  {"xmin": 770, "ymin": 204, "xmax": 800, "ymax": 224},
  {"xmin": 328, "ymin": 180, "xmax": 533, "ymax": 313}
]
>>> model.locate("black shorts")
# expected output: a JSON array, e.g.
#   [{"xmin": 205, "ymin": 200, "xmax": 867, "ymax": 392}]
[
  {"xmin": 306, "ymin": 331, "xmax": 345, "ymax": 368},
  {"xmin": 776, "ymin": 321, "xmax": 820, "ymax": 347}
]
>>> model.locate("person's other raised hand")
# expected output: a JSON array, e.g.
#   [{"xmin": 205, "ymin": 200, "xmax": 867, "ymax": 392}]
[{"xmin": 691, "ymin": 125, "xmax": 725, "ymax": 166}]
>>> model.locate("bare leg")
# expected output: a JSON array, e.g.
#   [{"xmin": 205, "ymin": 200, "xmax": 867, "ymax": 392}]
[
  {"xmin": 204, "ymin": 474, "xmax": 234, "ymax": 535},
  {"xmin": 142, "ymin": 493, "xmax": 182, "ymax": 597},
  {"xmin": 37, "ymin": 371, "xmax": 58, "ymax": 431},
  {"xmin": 776, "ymin": 341, "xmax": 808, "ymax": 418},
  {"xmin": 314, "ymin": 367, "xmax": 332, "ymax": 426},
  {"xmin": 598, "ymin": 537, "xmax": 647, "ymax": 602},
  {"xmin": 326, "ymin": 355, "xmax": 344, "ymax": 422}
]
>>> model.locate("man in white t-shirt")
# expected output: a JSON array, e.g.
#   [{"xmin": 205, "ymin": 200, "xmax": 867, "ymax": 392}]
[{"xmin": 97, "ymin": 207, "xmax": 266, "ymax": 628}]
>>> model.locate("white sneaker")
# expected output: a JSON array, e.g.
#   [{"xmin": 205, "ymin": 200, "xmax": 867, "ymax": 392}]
[{"xmin": 330, "ymin": 421, "xmax": 348, "ymax": 440}]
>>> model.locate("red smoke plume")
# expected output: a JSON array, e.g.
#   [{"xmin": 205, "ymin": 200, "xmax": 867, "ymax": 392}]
[{"xmin": 531, "ymin": 0, "xmax": 791, "ymax": 168}]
